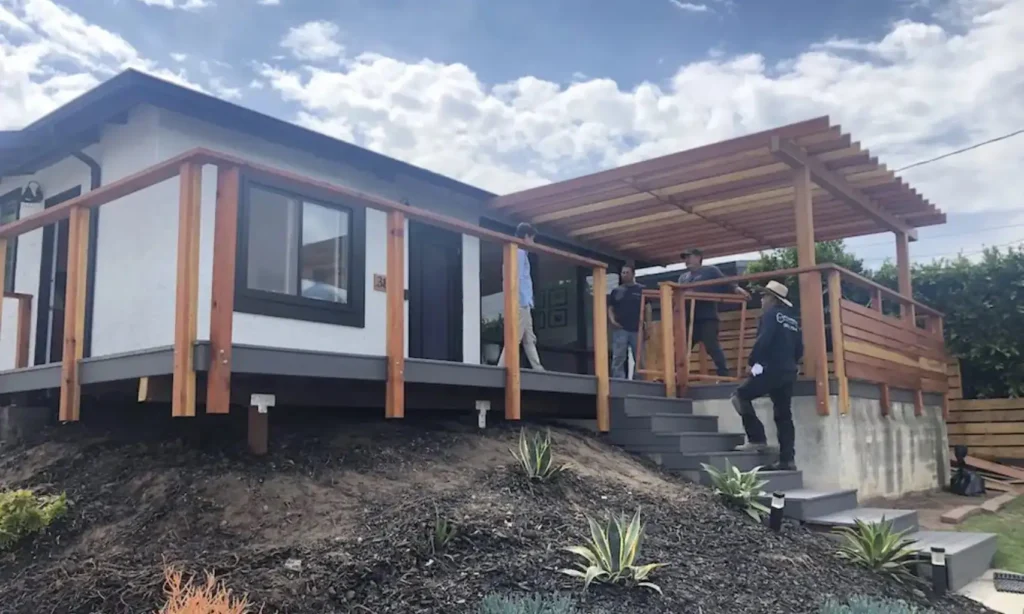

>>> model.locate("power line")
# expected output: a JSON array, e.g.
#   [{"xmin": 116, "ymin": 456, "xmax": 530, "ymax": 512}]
[{"xmin": 895, "ymin": 128, "xmax": 1024, "ymax": 172}]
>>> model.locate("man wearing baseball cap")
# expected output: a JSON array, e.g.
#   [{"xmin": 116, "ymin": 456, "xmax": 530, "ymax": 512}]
[
  {"xmin": 677, "ymin": 248, "xmax": 750, "ymax": 377},
  {"xmin": 731, "ymin": 280, "xmax": 803, "ymax": 471}
]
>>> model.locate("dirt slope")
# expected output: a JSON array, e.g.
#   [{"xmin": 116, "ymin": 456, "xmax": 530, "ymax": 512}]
[{"xmin": 0, "ymin": 419, "xmax": 993, "ymax": 614}]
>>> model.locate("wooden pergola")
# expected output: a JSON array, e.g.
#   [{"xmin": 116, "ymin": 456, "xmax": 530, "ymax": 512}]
[{"xmin": 491, "ymin": 116, "xmax": 947, "ymax": 411}]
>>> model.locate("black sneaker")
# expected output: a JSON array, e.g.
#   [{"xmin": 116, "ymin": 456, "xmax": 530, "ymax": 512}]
[{"xmin": 764, "ymin": 461, "xmax": 797, "ymax": 472}]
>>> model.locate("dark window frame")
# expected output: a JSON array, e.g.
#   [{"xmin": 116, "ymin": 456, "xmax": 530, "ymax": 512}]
[
  {"xmin": 0, "ymin": 189, "xmax": 21, "ymax": 294},
  {"xmin": 234, "ymin": 170, "xmax": 366, "ymax": 328}
]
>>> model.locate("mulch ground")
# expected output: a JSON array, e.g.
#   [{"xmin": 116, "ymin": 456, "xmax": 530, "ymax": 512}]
[{"xmin": 0, "ymin": 417, "xmax": 996, "ymax": 614}]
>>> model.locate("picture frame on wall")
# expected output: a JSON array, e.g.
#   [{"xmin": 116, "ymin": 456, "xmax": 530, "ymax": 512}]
[
  {"xmin": 549, "ymin": 308, "xmax": 567, "ymax": 328},
  {"xmin": 550, "ymin": 287, "xmax": 568, "ymax": 308}
]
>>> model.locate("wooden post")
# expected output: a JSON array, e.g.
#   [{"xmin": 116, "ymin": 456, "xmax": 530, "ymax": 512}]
[
  {"xmin": 248, "ymin": 406, "xmax": 269, "ymax": 456},
  {"xmin": 873, "ymin": 288, "xmax": 883, "ymax": 313},
  {"xmin": 593, "ymin": 267, "xmax": 610, "ymax": 432},
  {"xmin": 827, "ymin": 271, "xmax": 850, "ymax": 415},
  {"xmin": 895, "ymin": 231, "xmax": 915, "ymax": 324},
  {"xmin": 736, "ymin": 301, "xmax": 748, "ymax": 381},
  {"xmin": 674, "ymin": 290, "xmax": 688, "ymax": 395},
  {"xmin": 58, "ymin": 207, "xmax": 90, "ymax": 422},
  {"xmin": 502, "ymin": 242, "xmax": 521, "ymax": 422},
  {"xmin": 385, "ymin": 211, "xmax": 406, "ymax": 419},
  {"xmin": 172, "ymin": 162, "xmax": 202, "ymax": 418},
  {"xmin": 793, "ymin": 165, "xmax": 830, "ymax": 415},
  {"xmin": 913, "ymin": 389, "xmax": 924, "ymax": 417},
  {"xmin": 880, "ymin": 384, "xmax": 891, "ymax": 417},
  {"xmin": 659, "ymin": 283, "xmax": 676, "ymax": 398},
  {"xmin": 14, "ymin": 294, "xmax": 31, "ymax": 368},
  {"xmin": 207, "ymin": 166, "xmax": 240, "ymax": 414}
]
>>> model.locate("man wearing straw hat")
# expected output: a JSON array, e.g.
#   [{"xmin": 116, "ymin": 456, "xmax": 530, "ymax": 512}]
[{"xmin": 732, "ymin": 280, "xmax": 803, "ymax": 471}]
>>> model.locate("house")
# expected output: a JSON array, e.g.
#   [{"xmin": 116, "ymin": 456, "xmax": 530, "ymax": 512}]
[{"xmin": 0, "ymin": 70, "xmax": 955, "ymax": 499}]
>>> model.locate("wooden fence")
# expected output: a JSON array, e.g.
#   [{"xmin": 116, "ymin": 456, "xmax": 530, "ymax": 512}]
[{"xmin": 948, "ymin": 397, "xmax": 1024, "ymax": 460}]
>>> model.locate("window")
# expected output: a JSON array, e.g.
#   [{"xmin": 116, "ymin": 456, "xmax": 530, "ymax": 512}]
[
  {"xmin": 0, "ymin": 190, "xmax": 19, "ymax": 294},
  {"xmin": 235, "ymin": 175, "xmax": 365, "ymax": 327}
]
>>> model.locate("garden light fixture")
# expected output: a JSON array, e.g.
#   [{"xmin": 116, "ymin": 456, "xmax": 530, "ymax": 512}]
[
  {"xmin": 769, "ymin": 492, "xmax": 785, "ymax": 531},
  {"xmin": 930, "ymin": 546, "xmax": 947, "ymax": 595}
]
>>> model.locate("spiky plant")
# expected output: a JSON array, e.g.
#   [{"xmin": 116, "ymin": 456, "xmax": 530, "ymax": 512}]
[
  {"xmin": 428, "ymin": 506, "xmax": 458, "ymax": 555},
  {"xmin": 701, "ymin": 462, "xmax": 770, "ymax": 521},
  {"xmin": 834, "ymin": 518, "xmax": 920, "ymax": 584},
  {"xmin": 559, "ymin": 508, "xmax": 665, "ymax": 594},
  {"xmin": 510, "ymin": 429, "xmax": 565, "ymax": 482}
]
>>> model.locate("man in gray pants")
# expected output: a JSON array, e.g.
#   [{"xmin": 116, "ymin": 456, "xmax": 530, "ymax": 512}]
[{"xmin": 498, "ymin": 223, "xmax": 544, "ymax": 370}]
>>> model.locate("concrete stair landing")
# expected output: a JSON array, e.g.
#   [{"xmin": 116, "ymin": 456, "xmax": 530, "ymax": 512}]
[{"xmin": 609, "ymin": 392, "xmax": 999, "ymax": 593}]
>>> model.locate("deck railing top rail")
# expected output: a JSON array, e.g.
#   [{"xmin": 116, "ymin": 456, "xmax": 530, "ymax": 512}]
[
  {"xmin": 665, "ymin": 263, "xmax": 942, "ymax": 318},
  {"xmin": 0, "ymin": 147, "xmax": 607, "ymax": 269}
]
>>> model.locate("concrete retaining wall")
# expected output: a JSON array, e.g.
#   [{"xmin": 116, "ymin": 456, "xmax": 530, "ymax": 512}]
[{"xmin": 691, "ymin": 382, "xmax": 949, "ymax": 500}]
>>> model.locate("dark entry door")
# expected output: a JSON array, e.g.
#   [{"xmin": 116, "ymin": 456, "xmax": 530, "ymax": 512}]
[
  {"xmin": 408, "ymin": 220, "xmax": 463, "ymax": 362},
  {"xmin": 35, "ymin": 186, "xmax": 81, "ymax": 366}
]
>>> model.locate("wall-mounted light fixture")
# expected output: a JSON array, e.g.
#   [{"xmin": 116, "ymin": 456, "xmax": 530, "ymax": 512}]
[{"xmin": 20, "ymin": 181, "xmax": 43, "ymax": 204}]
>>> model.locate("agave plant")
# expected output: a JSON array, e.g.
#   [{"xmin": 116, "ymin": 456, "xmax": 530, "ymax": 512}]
[
  {"xmin": 510, "ymin": 429, "xmax": 565, "ymax": 482},
  {"xmin": 559, "ymin": 508, "xmax": 665, "ymax": 594},
  {"xmin": 427, "ymin": 505, "xmax": 458, "ymax": 555},
  {"xmin": 834, "ymin": 518, "xmax": 920, "ymax": 584},
  {"xmin": 701, "ymin": 462, "xmax": 770, "ymax": 521}
]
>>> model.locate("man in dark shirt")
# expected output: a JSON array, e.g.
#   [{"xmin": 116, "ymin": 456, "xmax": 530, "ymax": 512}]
[
  {"xmin": 608, "ymin": 265, "xmax": 650, "ymax": 379},
  {"xmin": 677, "ymin": 248, "xmax": 750, "ymax": 377},
  {"xmin": 731, "ymin": 280, "xmax": 804, "ymax": 471}
]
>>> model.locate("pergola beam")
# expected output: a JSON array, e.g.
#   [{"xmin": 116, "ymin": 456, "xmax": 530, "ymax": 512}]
[{"xmin": 770, "ymin": 136, "xmax": 918, "ymax": 241}]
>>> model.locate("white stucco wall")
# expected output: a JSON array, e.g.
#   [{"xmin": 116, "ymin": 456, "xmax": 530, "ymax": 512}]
[{"xmin": 0, "ymin": 104, "xmax": 486, "ymax": 367}]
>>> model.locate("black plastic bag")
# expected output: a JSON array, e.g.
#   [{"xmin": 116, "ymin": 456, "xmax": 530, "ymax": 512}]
[{"xmin": 949, "ymin": 445, "xmax": 986, "ymax": 497}]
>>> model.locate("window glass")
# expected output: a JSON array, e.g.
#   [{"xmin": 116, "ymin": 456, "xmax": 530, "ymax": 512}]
[
  {"xmin": 300, "ymin": 202, "xmax": 349, "ymax": 304},
  {"xmin": 246, "ymin": 187, "xmax": 299, "ymax": 295}
]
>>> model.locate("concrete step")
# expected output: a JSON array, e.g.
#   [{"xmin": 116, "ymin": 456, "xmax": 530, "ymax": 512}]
[
  {"xmin": 678, "ymin": 468, "xmax": 804, "ymax": 492},
  {"xmin": 906, "ymin": 531, "xmax": 999, "ymax": 593},
  {"xmin": 609, "ymin": 410, "xmax": 718, "ymax": 435},
  {"xmin": 651, "ymin": 450, "xmax": 774, "ymax": 472},
  {"xmin": 805, "ymin": 507, "xmax": 920, "ymax": 535},
  {"xmin": 756, "ymin": 489, "xmax": 859, "ymax": 521},
  {"xmin": 622, "ymin": 432, "xmax": 746, "ymax": 454},
  {"xmin": 619, "ymin": 395, "xmax": 693, "ymax": 417}
]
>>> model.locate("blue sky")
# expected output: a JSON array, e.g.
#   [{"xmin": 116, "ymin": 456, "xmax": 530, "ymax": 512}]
[{"xmin": 2, "ymin": 0, "xmax": 1023, "ymax": 268}]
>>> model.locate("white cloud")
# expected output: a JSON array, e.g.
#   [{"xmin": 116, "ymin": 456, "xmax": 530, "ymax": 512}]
[
  {"xmin": 4, "ymin": 0, "xmax": 1024, "ymax": 269},
  {"xmin": 258, "ymin": 0, "xmax": 281, "ymax": 5},
  {"xmin": 669, "ymin": 1, "xmax": 710, "ymax": 12},
  {"xmin": 135, "ymin": 0, "xmax": 213, "ymax": 10},
  {"xmin": 0, "ymin": 0, "xmax": 209, "ymax": 129},
  {"xmin": 280, "ymin": 20, "xmax": 343, "ymax": 61},
  {"xmin": 170, "ymin": 52, "xmax": 188, "ymax": 62},
  {"xmin": 257, "ymin": 0, "xmax": 1024, "ymax": 224}
]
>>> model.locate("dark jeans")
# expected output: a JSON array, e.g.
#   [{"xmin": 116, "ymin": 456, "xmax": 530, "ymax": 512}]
[
  {"xmin": 691, "ymin": 318, "xmax": 730, "ymax": 376},
  {"xmin": 733, "ymin": 372, "xmax": 796, "ymax": 464}
]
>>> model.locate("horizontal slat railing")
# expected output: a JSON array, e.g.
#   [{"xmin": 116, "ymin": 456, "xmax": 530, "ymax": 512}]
[{"xmin": 658, "ymin": 264, "xmax": 947, "ymax": 418}]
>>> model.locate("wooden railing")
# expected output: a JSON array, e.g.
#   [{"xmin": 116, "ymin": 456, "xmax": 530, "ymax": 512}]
[
  {"xmin": 638, "ymin": 264, "xmax": 947, "ymax": 417},
  {"xmin": 636, "ymin": 288, "xmax": 747, "ymax": 396},
  {"xmin": 0, "ymin": 148, "xmax": 612, "ymax": 430},
  {"xmin": 1, "ymin": 292, "xmax": 33, "ymax": 369}
]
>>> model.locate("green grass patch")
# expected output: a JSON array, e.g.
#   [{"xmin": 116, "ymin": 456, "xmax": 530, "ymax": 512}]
[{"xmin": 958, "ymin": 495, "xmax": 1024, "ymax": 573}]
